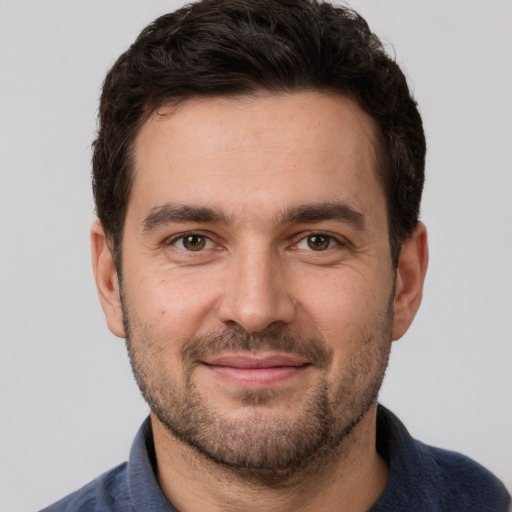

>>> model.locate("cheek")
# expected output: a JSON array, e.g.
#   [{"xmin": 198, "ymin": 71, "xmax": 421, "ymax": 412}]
[
  {"xmin": 296, "ymin": 270, "xmax": 390, "ymax": 342},
  {"xmin": 125, "ymin": 270, "xmax": 222, "ymax": 338}
]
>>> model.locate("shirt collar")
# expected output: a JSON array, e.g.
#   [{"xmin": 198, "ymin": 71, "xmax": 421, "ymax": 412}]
[
  {"xmin": 126, "ymin": 417, "xmax": 178, "ymax": 511},
  {"xmin": 126, "ymin": 406, "xmax": 426, "ymax": 511}
]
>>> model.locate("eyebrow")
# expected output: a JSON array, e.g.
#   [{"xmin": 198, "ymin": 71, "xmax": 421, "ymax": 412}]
[
  {"xmin": 142, "ymin": 204, "xmax": 231, "ymax": 232},
  {"xmin": 281, "ymin": 202, "xmax": 365, "ymax": 230},
  {"xmin": 141, "ymin": 201, "xmax": 365, "ymax": 232}
]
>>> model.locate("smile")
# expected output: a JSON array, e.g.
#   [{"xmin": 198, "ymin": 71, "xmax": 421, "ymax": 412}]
[{"xmin": 201, "ymin": 354, "xmax": 311, "ymax": 387}]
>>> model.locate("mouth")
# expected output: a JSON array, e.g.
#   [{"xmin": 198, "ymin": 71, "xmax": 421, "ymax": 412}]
[{"xmin": 201, "ymin": 353, "xmax": 311, "ymax": 387}]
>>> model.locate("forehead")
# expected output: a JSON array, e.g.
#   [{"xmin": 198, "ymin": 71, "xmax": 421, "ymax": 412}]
[{"xmin": 130, "ymin": 92, "xmax": 384, "ymax": 224}]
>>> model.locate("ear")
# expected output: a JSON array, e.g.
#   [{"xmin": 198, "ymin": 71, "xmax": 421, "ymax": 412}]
[
  {"xmin": 90, "ymin": 220, "xmax": 126, "ymax": 338},
  {"xmin": 392, "ymin": 222, "xmax": 428, "ymax": 340}
]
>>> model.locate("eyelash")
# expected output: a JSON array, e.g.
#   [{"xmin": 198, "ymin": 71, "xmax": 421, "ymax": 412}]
[
  {"xmin": 294, "ymin": 232, "xmax": 343, "ymax": 252},
  {"xmin": 165, "ymin": 231, "xmax": 216, "ymax": 252},
  {"xmin": 165, "ymin": 231, "xmax": 345, "ymax": 253}
]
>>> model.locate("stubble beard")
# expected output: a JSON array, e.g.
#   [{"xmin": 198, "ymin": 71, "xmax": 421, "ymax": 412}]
[{"xmin": 123, "ymin": 304, "xmax": 393, "ymax": 485}]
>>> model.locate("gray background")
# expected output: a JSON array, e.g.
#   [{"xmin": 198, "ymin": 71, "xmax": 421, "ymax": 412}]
[{"xmin": 1, "ymin": 1, "xmax": 511, "ymax": 510}]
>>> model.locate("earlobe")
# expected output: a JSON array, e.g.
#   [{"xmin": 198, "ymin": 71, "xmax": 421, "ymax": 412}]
[
  {"xmin": 392, "ymin": 222, "xmax": 429, "ymax": 340},
  {"xmin": 90, "ymin": 220, "xmax": 126, "ymax": 338}
]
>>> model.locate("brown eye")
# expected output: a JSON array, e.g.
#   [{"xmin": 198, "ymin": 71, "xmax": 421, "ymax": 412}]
[
  {"xmin": 306, "ymin": 235, "xmax": 331, "ymax": 251},
  {"xmin": 182, "ymin": 234, "xmax": 207, "ymax": 251}
]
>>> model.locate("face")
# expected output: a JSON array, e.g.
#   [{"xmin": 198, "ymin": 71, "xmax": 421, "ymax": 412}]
[{"xmin": 95, "ymin": 92, "xmax": 420, "ymax": 474}]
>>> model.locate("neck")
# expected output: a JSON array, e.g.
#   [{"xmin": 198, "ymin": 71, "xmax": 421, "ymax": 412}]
[{"xmin": 151, "ymin": 404, "xmax": 388, "ymax": 512}]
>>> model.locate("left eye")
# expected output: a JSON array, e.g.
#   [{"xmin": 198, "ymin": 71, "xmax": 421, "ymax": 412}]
[
  {"xmin": 173, "ymin": 234, "xmax": 214, "ymax": 251},
  {"xmin": 297, "ymin": 234, "xmax": 339, "ymax": 251}
]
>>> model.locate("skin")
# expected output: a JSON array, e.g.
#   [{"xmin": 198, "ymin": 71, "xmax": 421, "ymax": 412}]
[{"xmin": 92, "ymin": 92, "xmax": 428, "ymax": 512}]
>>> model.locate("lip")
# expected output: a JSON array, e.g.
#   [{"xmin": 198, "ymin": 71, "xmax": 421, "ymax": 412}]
[{"xmin": 201, "ymin": 353, "xmax": 311, "ymax": 387}]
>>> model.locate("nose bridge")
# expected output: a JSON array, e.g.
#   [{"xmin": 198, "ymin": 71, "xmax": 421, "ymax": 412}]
[{"xmin": 218, "ymin": 240, "xmax": 295, "ymax": 333}]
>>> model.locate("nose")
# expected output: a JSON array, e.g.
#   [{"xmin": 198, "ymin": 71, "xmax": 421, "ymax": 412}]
[{"xmin": 217, "ymin": 245, "xmax": 296, "ymax": 333}]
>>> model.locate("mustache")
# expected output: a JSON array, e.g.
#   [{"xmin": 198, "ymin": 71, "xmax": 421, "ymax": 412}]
[{"xmin": 182, "ymin": 327, "xmax": 333, "ymax": 369}]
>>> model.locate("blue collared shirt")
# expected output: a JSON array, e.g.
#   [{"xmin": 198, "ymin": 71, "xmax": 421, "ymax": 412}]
[{"xmin": 40, "ymin": 406, "xmax": 511, "ymax": 511}]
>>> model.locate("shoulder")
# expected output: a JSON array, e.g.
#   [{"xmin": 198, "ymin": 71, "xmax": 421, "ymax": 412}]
[
  {"xmin": 39, "ymin": 462, "xmax": 131, "ymax": 512},
  {"xmin": 40, "ymin": 417, "xmax": 175, "ymax": 512},
  {"xmin": 374, "ymin": 406, "xmax": 511, "ymax": 511},
  {"xmin": 419, "ymin": 442, "xmax": 511, "ymax": 511}
]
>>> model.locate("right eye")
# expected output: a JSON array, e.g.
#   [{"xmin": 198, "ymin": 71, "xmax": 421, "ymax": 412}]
[{"xmin": 170, "ymin": 233, "xmax": 215, "ymax": 252}]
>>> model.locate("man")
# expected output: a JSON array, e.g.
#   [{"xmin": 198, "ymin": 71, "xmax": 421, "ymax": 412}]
[{"xmin": 42, "ymin": 0, "xmax": 510, "ymax": 510}]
